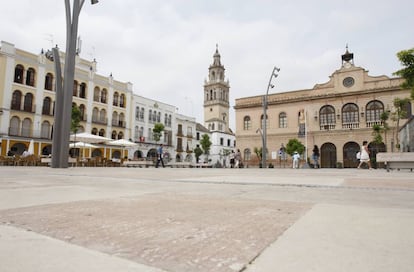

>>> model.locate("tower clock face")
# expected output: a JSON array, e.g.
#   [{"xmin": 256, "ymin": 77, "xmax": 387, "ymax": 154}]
[{"xmin": 343, "ymin": 77, "xmax": 355, "ymax": 87}]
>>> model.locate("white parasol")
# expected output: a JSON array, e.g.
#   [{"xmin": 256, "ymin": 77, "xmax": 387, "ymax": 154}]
[
  {"xmin": 27, "ymin": 139, "xmax": 35, "ymax": 155},
  {"xmin": 106, "ymin": 139, "xmax": 137, "ymax": 158},
  {"xmin": 70, "ymin": 132, "xmax": 111, "ymax": 143}
]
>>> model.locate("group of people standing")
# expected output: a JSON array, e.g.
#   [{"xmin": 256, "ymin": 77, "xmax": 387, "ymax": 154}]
[{"xmin": 229, "ymin": 149, "xmax": 242, "ymax": 168}]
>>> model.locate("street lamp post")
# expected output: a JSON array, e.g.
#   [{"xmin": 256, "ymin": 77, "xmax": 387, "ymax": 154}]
[
  {"xmin": 262, "ymin": 66, "xmax": 280, "ymax": 168},
  {"xmin": 52, "ymin": 0, "xmax": 99, "ymax": 168}
]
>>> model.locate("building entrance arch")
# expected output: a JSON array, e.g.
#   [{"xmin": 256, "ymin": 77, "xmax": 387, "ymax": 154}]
[
  {"xmin": 321, "ymin": 142, "xmax": 337, "ymax": 168},
  {"xmin": 343, "ymin": 141, "xmax": 359, "ymax": 168}
]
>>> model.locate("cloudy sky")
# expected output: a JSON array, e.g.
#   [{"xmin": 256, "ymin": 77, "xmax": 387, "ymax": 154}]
[{"xmin": 1, "ymin": 0, "xmax": 413, "ymax": 129}]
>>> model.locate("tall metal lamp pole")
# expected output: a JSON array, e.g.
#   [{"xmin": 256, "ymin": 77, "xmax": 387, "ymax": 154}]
[
  {"xmin": 52, "ymin": 0, "xmax": 99, "ymax": 168},
  {"xmin": 262, "ymin": 66, "xmax": 280, "ymax": 168}
]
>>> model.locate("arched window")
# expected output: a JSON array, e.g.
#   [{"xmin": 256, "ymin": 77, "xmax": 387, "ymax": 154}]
[
  {"xmin": 120, "ymin": 94, "xmax": 125, "ymax": 108},
  {"xmin": 118, "ymin": 131, "xmax": 124, "ymax": 140},
  {"xmin": 24, "ymin": 93, "xmax": 34, "ymax": 112},
  {"xmin": 244, "ymin": 148, "xmax": 251, "ymax": 161},
  {"xmin": 168, "ymin": 115, "xmax": 172, "ymax": 127},
  {"xmin": 152, "ymin": 111, "xmax": 157, "ymax": 122},
  {"xmin": 99, "ymin": 109, "xmax": 106, "ymax": 124},
  {"xmin": 113, "ymin": 92, "xmax": 119, "ymax": 106},
  {"xmin": 45, "ymin": 73, "xmax": 53, "ymax": 90},
  {"xmin": 148, "ymin": 110, "xmax": 152, "ymax": 122},
  {"xmin": 243, "ymin": 116, "xmax": 251, "ymax": 130},
  {"xmin": 92, "ymin": 107, "xmax": 99, "ymax": 122},
  {"xmin": 11, "ymin": 90, "xmax": 22, "ymax": 110},
  {"xmin": 366, "ymin": 100, "xmax": 384, "ymax": 123},
  {"xmin": 9, "ymin": 116, "xmax": 20, "ymax": 136},
  {"xmin": 140, "ymin": 108, "xmax": 145, "ymax": 121},
  {"xmin": 99, "ymin": 129, "xmax": 105, "ymax": 137},
  {"xmin": 342, "ymin": 103, "xmax": 359, "ymax": 123},
  {"xmin": 91, "ymin": 128, "xmax": 98, "ymax": 135},
  {"xmin": 112, "ymin": 111, "xmax": 119, "ymax": 126},
  {"xmin": 93, "ymin": 87, "xmax": 100, "ymax": 102},
  {"xmin": 41, "ymin": 121, "xmax": 51, "ymax": 139},
  {"xmin": 119, "ymin": 113, "xmax": 125, "ymax": 127},
  {"xmin": 79, "ymin": 104, "xmax": 86, "ymax": 121},
  {"xmin": 134, "ymin": 126, "xmax": 139, "ymax": 140},
  {"xmin": 73, "ymin": 80, "xmax": 78, "ymax": 96},
  {"xmin": 42, "ymin": 97, "xmax": 51, "ymax": 115},
  {"xmin": 112, "ymin": 130, "xmax": 117, "ymax": 140},
  {"xmin": 319, "ymin": 105, "xmax": 336, "ymax": 129},
  {"xmin": 79, "ymin": 83, "xmax": 87, "ymax": 98},
  {"xmin": 164, "ymin": 113, "xmax": 168, "ymax": 124},
  {"xmin": 135, "ymin": 107, "xmax": 140, "ymax": 120},
  {"xmin": 101, "ymin": 88, "xmax": 107, "ymax": 103},
  {"xmin": 261, "ymin": 114, "xmax": 269, "ymax": 129},
  {"xmin": 21, "ymin": 118, "xmax": 32, "ymax": 137},
  {"xmin": 157, "ymin": 112, "xmax": 161, "ymax": 123},
  {"xmin": 14, "ymin": 65, "xmax": 24, "ymax": 84},
  {"xmin": 26, "ymin": 68, "xmax": 36, "ymax": 86},
  {"xmin": 279, "ymin": 112, "xmax": 287, "ymax": 128},
  {"xmin": 210, "ymin": 90, "xmax": 213, "ymax": 100}
]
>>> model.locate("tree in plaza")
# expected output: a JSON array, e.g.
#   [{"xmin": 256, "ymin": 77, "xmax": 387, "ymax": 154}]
[
  {"xmin": 391, "ymin": 97, "xmax": 411, "ymax": 149},
  {"xmin": 71, "ymin": 104, "xmax": 82, "ymax": 135},
  {"xmin": 194, "ymin": 146, "xmax": 203, "ymax": 163},
  {"xmin": 152, "ymin": 123, "xmax": 165, "ymax": 143},
  {"xmin": 285, "ymin": 138, "xmax": 305, "ymax": 156},
  {"xmin": 254, "ymin": 147, "xmax": 262, "ymax": 167},
  {"xmin": 200, "ymin": 134, "xmax": 212, "ymax": 160},
  {"xmin": 372, "ymin": 111, "xmax": 390, "ymax": 145},
  {"xmin": 394, "ymin": 48, "xmax": 414, "ymax": 100}
]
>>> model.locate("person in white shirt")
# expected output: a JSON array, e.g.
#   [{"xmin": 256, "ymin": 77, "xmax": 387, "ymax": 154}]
[{"xmin": 292, "ymin": 151, "xmax": 300, "ymax": 169}]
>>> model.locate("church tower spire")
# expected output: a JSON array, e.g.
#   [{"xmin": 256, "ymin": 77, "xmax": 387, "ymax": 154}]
[{"xmin": 203, "ymin": 45, "xmax": 230, "ymax": 133}]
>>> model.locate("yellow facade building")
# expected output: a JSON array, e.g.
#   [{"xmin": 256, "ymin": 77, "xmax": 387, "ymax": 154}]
[
  {"xmin": 0, "ymin": 41, "xmax": 132, "ymax": 158},
  {"xmin": 235, "ymin": 48, "xmax": 412, "ymax": 168}
]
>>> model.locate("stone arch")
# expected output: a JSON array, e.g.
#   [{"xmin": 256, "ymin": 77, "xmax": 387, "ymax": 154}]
[{"xmin": 320, "ymin": 142, "xmax": 337, "ymax": 168}]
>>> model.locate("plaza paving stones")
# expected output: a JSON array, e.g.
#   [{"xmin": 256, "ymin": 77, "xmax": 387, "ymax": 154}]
[
  {"xmin": 0, "ymin": 193, "xmax": 310, "ymax": 272},
  {"xmin": 1, "ymin": 167, "xmax": 413, "ymax": 272}
]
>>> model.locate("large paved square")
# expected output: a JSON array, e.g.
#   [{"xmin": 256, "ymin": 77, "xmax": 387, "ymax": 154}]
[{"xmin": 0, "ymin": 193, "xmax": 310, "ymax": 272}]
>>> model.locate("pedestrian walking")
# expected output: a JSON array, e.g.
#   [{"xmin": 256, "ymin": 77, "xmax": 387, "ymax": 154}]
[
  {"xmin": 234, "ymin": 149, "xmax": 242, "ymax": 168},
  {"xmin": 357, "ymin": 141, "xmax": 372, "ymax": 169},
  {"xmin": 312, "ymin": 145, "xmax": 320, "ymax": 168},
  {"xmin": 156, "ymin": 144, "xmax": 165, "ymax": 168},
  {"xmin": 229, "ymin": 150, "xmax": 235, "ymax": 168}
]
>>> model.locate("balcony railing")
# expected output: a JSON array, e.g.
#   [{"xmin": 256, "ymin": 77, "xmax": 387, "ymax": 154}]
[
  {"xmin": 366, "ymin": 121, "xmax": 383, "ymax": 128},
  {"xmin": 10, "ymin": 103, "xmax": 36, "ymax": 113},
  {"xmin": 320, "ymin": 124, "xmax": 336, "ymax": 130},
  {"xmin": 92, "ymin": 117, "xmax": 108, "ymax": 125},
  {"xmin": 342, "ymin": 122, "xmax": 360, "ymax": 129},
  {"xmin": 112, "ymin": 120, "xmax": 126, "ymax": 128}
]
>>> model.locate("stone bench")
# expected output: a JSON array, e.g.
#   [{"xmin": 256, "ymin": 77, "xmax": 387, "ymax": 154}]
[
  {"xmin": 376, "ymin": 152, "xmax": 414, "ymax": 172},
  {"xmin": 166, "ymin": 162, "xmax": 192, "ymax": 168},
  {"xmin": 122, "ymin": 160, "xmax": 154, "ymax": 168},
  {"xmin": 40, "ymin": 157, "xmax": 77, "ymax": 167}
]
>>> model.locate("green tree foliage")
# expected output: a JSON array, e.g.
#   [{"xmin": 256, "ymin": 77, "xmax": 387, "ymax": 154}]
[
  {"xmin": 285, "ymin": 138, "xmax": 305, "ymax": 156},
  {"xmin": 254, "ymin": 147, "xmax": 262, "ymax": 161},
  {"xmin": 394, "ymin": 48, "xmax": 414, "ymax": 100},
  {"xmin": 71, "ymin": 104, "xmax": 82, "ymax": 134},
  {"xmin": 391, "ymin": 97, "xmax": 411, "ymax": 147},
  {"xmin": 194, "ymin": 146, "xmax": 203, "ymax": 162},
  {"xmin": 152, "ymin": 123, "xmax": 165, "ymax": 143},
  {"xmin": 200, "ymin": 134, "xmax": 212, "ymax": 155}
]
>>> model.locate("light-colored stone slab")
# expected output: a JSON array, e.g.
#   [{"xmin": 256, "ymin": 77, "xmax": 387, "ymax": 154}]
[{"xmin": 245, "ymin": 203, "xmax": 414, "ymax": 272}]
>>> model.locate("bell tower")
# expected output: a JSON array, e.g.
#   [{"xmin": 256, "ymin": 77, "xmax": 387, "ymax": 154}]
[{"xmin": 203, "ymin": 45, "xmax": 230, "ymax": 133}]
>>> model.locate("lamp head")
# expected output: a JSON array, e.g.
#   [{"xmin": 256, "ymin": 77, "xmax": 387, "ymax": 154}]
[{"xmin": 91, "ymin": 0, "xmax": 99, "ymax": 4}]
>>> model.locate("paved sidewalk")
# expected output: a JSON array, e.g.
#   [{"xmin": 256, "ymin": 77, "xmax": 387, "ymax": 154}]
[{"xmin": 0, "ymin": 167, "xmax": 413, "ymax": 272}]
